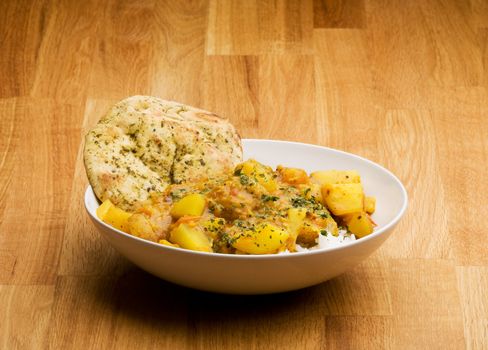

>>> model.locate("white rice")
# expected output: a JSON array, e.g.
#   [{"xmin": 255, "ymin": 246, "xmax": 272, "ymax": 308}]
[
  {"xmin": 315, "ymin": 229, "xmax": 356, "ymax": 249},
  {"xmin": 282, "ymin": 229, "xmax": 356, "ymax": 254}
]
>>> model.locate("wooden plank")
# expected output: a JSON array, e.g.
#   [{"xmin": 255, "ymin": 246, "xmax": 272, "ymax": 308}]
[
  {"xmin": 202, "ymin": 55, "xmax": 259, "ymax": 137},
  {"xmin": 259, "ymin": 0, "xmax": 313, "ymax": 53},
  {"xmin": 87, "ymin": 0, "xmax": 155, "ymax": 99},
  {"xmin": 258, "ymin": 55, "xmax": 316, "ymax": 142},
  {"xmin": 388, "ymin": 259, "xmax": 465, "ymax": 349},
  {"xmin": 149, "ymin": 0, "xmax": 208, "ymax": 105},
  {"xmin": 480, "ymin": 28, "xmax": 488, "ymax": 87},
  {"xmin": 456, "ymin": 266, "xmax": 488, "ymax": 350},
  {"xmin": 313, "ymin": 0, "xmax": 365, "ymax": 28},
  {"xmin": 206, "ymin": 0, "xmax": 261, "ymax": 55},
  {"xmin": 314, "ymin": 29, "xmax": 372, "ymax": 87},
  {"xmin": 207, "ymin": 0, "xmax": 313, "ymax": 55},
  {"xmin": 48, "ymin": 275, "xmax": 190, "ymax": 348},
  {"xmin": 315, "ymin": 258, "xmax": 392, "ymax": 316},
  {"xmin": 418, "ymin": 0, "xmax": 483, "ymax": 86},
  {"xmin": 0, "ymin": 98, "xmax": 82, "ymax": 284},
  {"xmin": 0, "ymin": 99, "xmax": 18, "ymax": 281},
  {"xmin": 30, "ymin": 0, "xmax": 99, "ymax": 100},
  {"xmin": 313, "ymin": 27, "xmax": 377, "ymax": 156},
  {"xmin": 314, "ymin": 83, "xmax": 382, "ymax": 161},
  {"xmin": 376, "ymin": 109, "xmax": 451, "ymax": 259},
  {"xmin": 188, "ymin": 287, "xmax": 325, "ymax": 349},
  {"xmin": 0, "ymin": 99, "xmax": 15, "ymax": 221},
  {"xmin": 471, "ymin": 0, "xmax": 488, "ymax": 30},
  {"xmin": 430, "ymin": 87, "xmax": 488, "ymax": 265},
  {"xmin": 0, "ymin": 0, "xmax": 45, "ymax": 97},
  {"xmin": 325, "ymin": 316, "xmax": 392, "ymax": 349},
  {"xmin": 366, "ymin": 0, "xmax": 431, "ymax": 108},
  {"xmin": 0, "ymin": 285, "xmax": 54, "ymax": 349},
  {"xmin": 368, "ymin": 0, "xmax": 482, "ymax": 90}
]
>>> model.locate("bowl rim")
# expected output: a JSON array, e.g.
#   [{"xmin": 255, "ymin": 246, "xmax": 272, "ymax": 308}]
[{"xmin": 84, "ymin": 139, "xmax": 408, "ymax": 260}]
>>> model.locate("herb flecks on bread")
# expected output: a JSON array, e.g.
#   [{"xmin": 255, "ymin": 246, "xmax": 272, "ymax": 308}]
[{"xmin": 84, "ymin": 96, "xmax": 242, "ymax": 210}]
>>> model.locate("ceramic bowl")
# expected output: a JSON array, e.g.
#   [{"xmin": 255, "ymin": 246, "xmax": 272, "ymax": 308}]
[{"xmin": 85, "ymin": 139, "xmax": 407, "ymax": 294}]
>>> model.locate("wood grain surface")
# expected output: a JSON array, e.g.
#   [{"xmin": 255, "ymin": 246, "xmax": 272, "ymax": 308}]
[{"xmin": 1, "ymin": 0, "xmax": 487, "ymax": 348}]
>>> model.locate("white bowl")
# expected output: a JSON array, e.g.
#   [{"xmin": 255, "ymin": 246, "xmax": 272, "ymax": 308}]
[{"xmin": 84, "ymin": 139, "xmax": 407, "ymax": 294}]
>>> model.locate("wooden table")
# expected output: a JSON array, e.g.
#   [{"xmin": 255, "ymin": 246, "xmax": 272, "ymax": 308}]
[{"xmin": 1, "ymin": 0, "xmax": 487, "ymax": 348}]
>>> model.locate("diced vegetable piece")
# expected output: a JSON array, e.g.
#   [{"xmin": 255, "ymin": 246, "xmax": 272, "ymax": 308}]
[
  {"xmin": 203, "ymin": 217, "xmax": 226, "ymax": 231},
  {"xmin": 128, "ymin": 213, "xmax": 158, "ymax": 241},
  {"xmin": 310, "ymin": 170, "xmax": 360, "ymax": 185},
  {"xmin": 344, "ymin": 212, "xmax": 374, "ymax": 238},
  {"xmin": 202, "ymin": 217, "xmax": 226, "ymax": 240},
  {"xmin": 96, "ymin": 199, "xmax": 132, "ymax": 233},
  {"xmin": 305, "ymin": 183, "xmax": 322, "ymax": 202},
  {"xmin": 287, "ymin": 208, "xmax": 307, "ymax": 250},
  {"xmin": 233, "ymin": 223, "xmax": 289, "ymax": 254},
  {"xmin": 364, "ymin": 196, "xmax": 376, "ymax": 214},
  {"xmin": 288, "ymin": 208, "xmax": 307, "ymax": 226},
  {"xmin": 239, "ymin": 159, "xmax": 257, "ymax": 175},
  {"xmin": 277, "ymin": 166, "xmax": 309, "ymax": 185},
  {"xmin": 296, "ymin": 222, "xmax": 320, "ymax": 247},
  {"xmin": 237, "ymin": 159, "xmax": 277, "ymax": 192},
  {"xmin": 96, "ymin": 199, "xmax": 112, "ymax": 220},
  {"xmin": 322, "ymin": 183, "xmax": 364, "ymax": 216},
  {"xmin": 158, "ymin": 239, "xmax": 180, "ymax": 248},
  {"xmin": 319, "ymin": 216, "xmax": 339, "ymax": 236},
  {"xmin": 170, "ymin": 223, "xmax": 212, "ymax": 252},
  {"xmin": 170, "ymin": 193, "xmax": 206, "ymax": 219}
]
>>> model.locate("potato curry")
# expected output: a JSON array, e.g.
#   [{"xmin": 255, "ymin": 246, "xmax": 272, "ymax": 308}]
[{"xmin": 97, "ymin": 159, "xmax": 376, "ymax": 254}]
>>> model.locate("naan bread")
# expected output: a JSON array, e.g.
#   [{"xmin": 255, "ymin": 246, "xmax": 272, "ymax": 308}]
[{"xmin": 84, "ymin": 96, "xmax": 242, "ymax": 210}]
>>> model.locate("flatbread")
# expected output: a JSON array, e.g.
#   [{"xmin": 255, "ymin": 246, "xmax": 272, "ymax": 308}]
[{"xmin": 84, "ymin": 96, "xmax": 242, "ymax": 210}]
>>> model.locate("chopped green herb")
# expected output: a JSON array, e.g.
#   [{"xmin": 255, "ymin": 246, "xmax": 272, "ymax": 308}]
[
  {"xmin": 261, "ymin": 194, "xmax": 279, "ymax": 202},
  {"xmin": 239, "ymin": 174, "xmax": 250, "ymax": 185}
]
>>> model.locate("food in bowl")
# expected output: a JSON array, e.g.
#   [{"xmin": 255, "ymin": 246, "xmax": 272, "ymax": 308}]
[
  {"xmin": 96, "ymin": 158, "xmax": 376, "ymax": 254},
  {"xmin": 84, "ymin": 96, "xmax": 377, "ymax": 256}
]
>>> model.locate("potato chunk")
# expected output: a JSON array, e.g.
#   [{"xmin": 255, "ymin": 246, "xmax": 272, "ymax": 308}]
[
  {"xmin": 277, "ymin": 166, "xmax": 309, "ymax": 185},
  {"xmin": 344, "ymin": 212, "xmax": 374, "ymax": 238},
  {"xmin": 322, "ymin": 183, "xmax": 364, "ymax": 216},
  {"xmin": 237, "ymin": 159, "xmax": 277, "ymax": 192},
  {"xmin": 288, "ymin": 208, "xmax": 307, "ymax": 228},
  {"xmin": 96, "ymin": 199, "xmax": 132, "ymax": 233},
  {"xmin": 310, "ymin": 170, "xmax": 360, "ymax": 185},
  {"xmin": 202, "ymin": 217, "xmax": 226, "ymax": 240},
  {"xmin": 364, "ymin": 196, "xmax": 376, "ymax": 214},
  {"xmin": 170, "ymin": 223, "xmax": 212, "ymax": 252},
  {"xmin": 296, "ymin": 223, "xmax": 320, "ymax": 248},
  {"xmin": 159, "ymin": 239, "xmax": 179, "ymax": 248},
  {"xmin": 233, "ymin": 223, "xmax": 289, "ymax": 254},
  {"xmin": 286, "ymin": 208, "xmax": 307, "ymax": 251},
  {"xmin": 170, "ymin": 193, "xmax": 206, "ymax": 218},
  {"xmin": 305, "ymin": 183, "xmax": 322, "ymax": 202}
]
